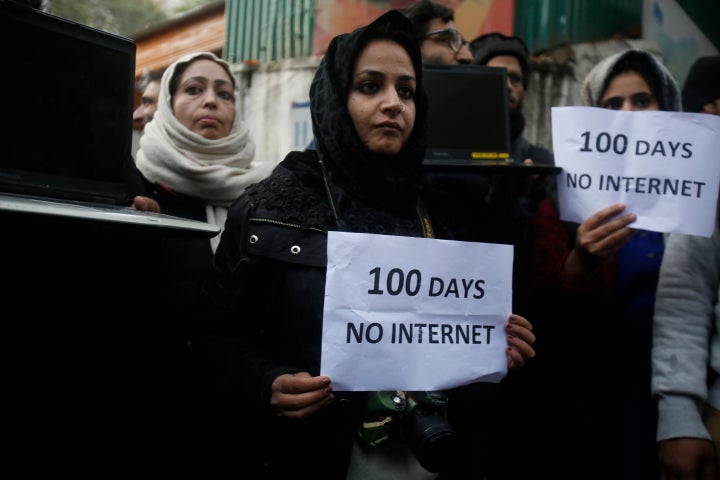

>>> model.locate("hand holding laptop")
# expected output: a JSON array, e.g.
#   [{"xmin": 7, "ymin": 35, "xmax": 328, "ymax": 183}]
[
  {"xmin": 484, "ymin": 158, "xmax": 550, "ymax": 206},
  {"xmin": 519, "ymin": 158, "xmax": 551, "ymax": 197},
  {"xmin": 131, "ymin": 196, "xmax": 161, "ymax": 213},
  {"xmin": 0, "ymin": 2, "xmax": 221, "ymax": 238}
]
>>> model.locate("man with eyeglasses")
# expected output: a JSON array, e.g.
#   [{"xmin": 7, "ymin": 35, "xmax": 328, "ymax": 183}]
[
  {"xmin": 471, "ymin": 30, "xmax": 562, "ymax": 480},
  {"xmin": 471, "ymin": 32, "xmax": 554, "ymax": 169},
  {"xmin": 469, "ymin": 31, "xmax": 555, "ymax": 302},
  {"xmin": 399, "ymin": 0, "xmax": 473, "ymax": 65}
]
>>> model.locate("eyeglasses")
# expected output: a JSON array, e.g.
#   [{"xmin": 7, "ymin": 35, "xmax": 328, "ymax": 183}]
[
  {"xmin": 424, "ymin": 28, "xmax": 469, "ymax": 53},
  {"xmin": 507, "ymin": 71, "xmax": 524, "ymax": 86}
]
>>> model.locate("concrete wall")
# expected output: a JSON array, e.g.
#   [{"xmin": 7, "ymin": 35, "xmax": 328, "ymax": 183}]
[{"xmin": 233, "ymin": 56, "xmax": 321, "ymax": 169}]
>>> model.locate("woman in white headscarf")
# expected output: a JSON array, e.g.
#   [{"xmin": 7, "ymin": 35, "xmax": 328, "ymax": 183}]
[
  {"xmin": 131, "ymin": 52, "xmax": 274, "ymax": 479},
  {"xmin": 136, "ymin": 51, "xmax": 272, "ymax": 253},
  {"xmin": 524, "ymin": 48, "xmax": 681, "ymax": 479}
]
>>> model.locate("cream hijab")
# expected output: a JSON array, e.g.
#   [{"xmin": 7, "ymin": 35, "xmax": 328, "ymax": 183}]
[{"xmin": 136, "ymin": 52, "xmax": 272, "ymax": 251}]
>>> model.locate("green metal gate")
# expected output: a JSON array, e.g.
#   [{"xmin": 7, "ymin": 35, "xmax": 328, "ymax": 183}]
[{"xmin": 225, "ymin": 0, "xmax": 315, "ymax": 63}]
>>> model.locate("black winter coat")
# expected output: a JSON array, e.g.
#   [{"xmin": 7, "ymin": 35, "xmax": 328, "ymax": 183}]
[{"xmin": 193, "ymin": 150, "xmax": 472, "ymax": 478}]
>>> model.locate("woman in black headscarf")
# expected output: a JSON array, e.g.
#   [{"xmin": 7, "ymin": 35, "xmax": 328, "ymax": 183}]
[{"xmin": 193, "ymin": 10, "xmax": 535, "ymax": 479}]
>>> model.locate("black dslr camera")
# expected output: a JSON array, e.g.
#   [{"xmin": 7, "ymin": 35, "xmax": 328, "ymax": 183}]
[{"xmin": 358, "ymin": 390, "xmax": 458, "ymax": 473}]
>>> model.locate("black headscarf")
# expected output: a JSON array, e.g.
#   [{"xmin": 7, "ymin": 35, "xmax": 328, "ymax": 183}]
[{"xmin": 310, "ymin": 9, "xmax": 429, "ymax": 214}]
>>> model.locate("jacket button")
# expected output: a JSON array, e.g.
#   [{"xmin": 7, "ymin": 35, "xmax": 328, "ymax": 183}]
[
  {"xmin": 290, "ymin": 245, "xmax": 301, "ymax": 255},
  {"xmin": 249, "ymin": 235, "xmax": 259, "ymax": 245}
]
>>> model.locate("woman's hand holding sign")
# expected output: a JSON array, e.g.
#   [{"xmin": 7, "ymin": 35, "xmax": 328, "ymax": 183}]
[
  {"xmin": 565, "ymin": 203, "xmax": 637, "ymax": 285},
  {"xmin": 270, "ymin": 372, "xmax": 334, "ymax": 419},
  {"xmin": 270, "ymin": 313, "xmax": 536, "ymax": 418},
  {"xmin": 505, "ymin": 314, "xmax": 535, "ymax": 369}
]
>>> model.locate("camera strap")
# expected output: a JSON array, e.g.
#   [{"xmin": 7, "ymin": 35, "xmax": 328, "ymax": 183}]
[{"xmin": 416, "ymin": 197, "xmax": 433, "ymax": 239}]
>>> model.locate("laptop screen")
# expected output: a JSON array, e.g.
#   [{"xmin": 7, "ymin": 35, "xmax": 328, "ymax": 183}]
[
  {"xmin": 422, "ymin": 64, "xmax": 511, "ymax": 167},
  {"xmin": 0, "ymin": 2, "xmax": 136, "ymax": 203}
]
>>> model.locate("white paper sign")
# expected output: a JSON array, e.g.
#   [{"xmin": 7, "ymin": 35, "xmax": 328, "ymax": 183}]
[
  {"xmin": 551, "ymin": 106, "xmax": 720, "ymax": 237},
  {"xmin": 320, "ymin": 231, "xmax": 513, "ymax": 391}
]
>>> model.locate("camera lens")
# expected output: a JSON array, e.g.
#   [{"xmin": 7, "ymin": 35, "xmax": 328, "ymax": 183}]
[{"xmin": 406, "ymin": 412, "xmax": 458, "ymax": 473}]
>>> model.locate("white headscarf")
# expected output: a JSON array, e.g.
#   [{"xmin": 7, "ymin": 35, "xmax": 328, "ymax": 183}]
[
  {"xmin": 136, "ymin": 52, "xmax": 272, "ymax": 251},
  {"xmin": 581, "ymin": 48, "xmax": 681, "ymax": 112}
]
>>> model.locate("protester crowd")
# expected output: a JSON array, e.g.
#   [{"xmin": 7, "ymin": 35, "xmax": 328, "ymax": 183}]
[{"xmin": 100, "ymin": 0, "xmax": 720, "ymax": 478}]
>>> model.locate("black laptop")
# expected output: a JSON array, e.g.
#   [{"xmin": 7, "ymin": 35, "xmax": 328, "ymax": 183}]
[
  {"xmin": 0, "ymin": 0, "xmax": 220, "ymax": 237},
  {"xmin": 422, "ymin": 64, "xmax": 559, "ymax": 174}
]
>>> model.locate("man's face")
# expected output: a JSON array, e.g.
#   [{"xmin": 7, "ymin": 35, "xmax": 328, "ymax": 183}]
[
  {"xmin": 420, "ymin": 18, "xmax": 473, "ymax": 66},
  {"xmin": 485, "ymin": 55, "xmax": 524, "ymax": 111},
  {"xmin": 132, "ymin": 79, "xmax": 161, "ymax": 130}
]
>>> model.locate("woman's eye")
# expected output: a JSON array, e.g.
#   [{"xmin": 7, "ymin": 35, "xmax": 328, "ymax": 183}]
[
  {"xmin": 601, "ymin": 98, "xmax": 622, "ymax": 110},
  {"xmin": 186, "ymin": 85, "xmax": 203, "ymax": 95},
  {"xmin": 357, "ymin": 81, "xmax": 379, "ymax": 94},
  {"xmin": 633, "ymin": 93, "xmax": 653, "ymax": 108},
  {"xmin": 398, "ymin": 86, "xmax": 414, "ymax": 100},
  {"xmin": 218, "ymin": 91, "xmax": 234, "ymax": 101}
]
